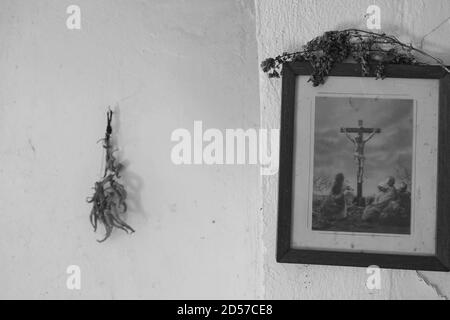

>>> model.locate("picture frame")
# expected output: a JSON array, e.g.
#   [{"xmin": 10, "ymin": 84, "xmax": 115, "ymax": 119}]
[{"xmin": 277, "ymin": 62, "xmax": 450, "ymax": 271}]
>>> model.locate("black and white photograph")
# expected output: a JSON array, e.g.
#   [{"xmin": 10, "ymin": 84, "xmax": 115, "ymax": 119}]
[
  {"xmin": 312, "ymin": 97, "xmax": 413, "ymax": 235},
  {"xmin": 2, "ymin": 0, "xmax": 450, "ymax": 303}
]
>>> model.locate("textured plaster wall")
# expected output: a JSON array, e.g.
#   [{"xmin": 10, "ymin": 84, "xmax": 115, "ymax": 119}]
[
  {"xmin": 255, "ymin": 0, "xmax": 450, "ymax": 299},
  {"xmin": 0, "ymin": 0, "xmax": 262, "ymax": 299}
]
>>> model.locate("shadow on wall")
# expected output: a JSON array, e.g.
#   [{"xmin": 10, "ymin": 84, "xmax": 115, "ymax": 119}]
[{"xmin": 111, "ymin": 105, "xmax": 147, "ymax": 222}]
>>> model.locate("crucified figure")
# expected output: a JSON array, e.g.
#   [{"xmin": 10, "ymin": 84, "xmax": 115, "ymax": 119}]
[
  {"xmin": 341, "ymin": 120, "xmax": 381, "ymax": 204},
  {"xmin": 344, "ymin": 129, "xmax": 378, "ymax": 167}
]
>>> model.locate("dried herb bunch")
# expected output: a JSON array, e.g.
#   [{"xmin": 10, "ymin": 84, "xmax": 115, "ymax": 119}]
[
  {"xmin": 87, "ymin": 110, "xmax": 135, "ymax": 242},
  {"xmin": 261, "ymin": 29, "xmax": 450, "ymax": 86}
]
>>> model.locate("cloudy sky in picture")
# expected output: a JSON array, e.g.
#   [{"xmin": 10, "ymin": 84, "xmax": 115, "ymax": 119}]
[{"xmin": 313, "ymin": 97, "xmax": 413, "ymax": 196}]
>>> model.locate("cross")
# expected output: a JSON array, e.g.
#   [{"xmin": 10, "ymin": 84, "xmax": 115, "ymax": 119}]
[{"xmin": 340, "ymin": 120, "xmax": 381, "ymax": 206}]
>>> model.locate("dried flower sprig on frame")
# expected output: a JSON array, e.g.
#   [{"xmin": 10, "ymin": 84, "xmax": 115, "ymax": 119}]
[
  {"xmin": 87, "ymin": 110, "xmax": 135, "ymax": 242},
  {"xmin": 261, "ymin": 29, "xmax": 450, "ymax": 86}
]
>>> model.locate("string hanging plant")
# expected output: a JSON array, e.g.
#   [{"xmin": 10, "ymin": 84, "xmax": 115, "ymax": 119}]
[
  {"xmin": 261, "ymin": 29, "xmax": 450, "ymax": 86},
  {"xmin": 87, "ymin": 109, "xmax": 135, "ymax": 242}
]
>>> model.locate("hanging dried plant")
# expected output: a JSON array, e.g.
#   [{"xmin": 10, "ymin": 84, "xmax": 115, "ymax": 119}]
[
  {"xmin": 87, "ymin": 110, "xmax": 135, "ymax": 242},
  {"xmin": 261, "ymin": 29, "xmax": 450, "ymax": 86}
]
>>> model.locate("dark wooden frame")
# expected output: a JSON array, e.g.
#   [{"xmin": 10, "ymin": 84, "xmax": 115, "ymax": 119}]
[{"xmin": 277, "ymin": 62, "xmax": 450, "ymax": 271}]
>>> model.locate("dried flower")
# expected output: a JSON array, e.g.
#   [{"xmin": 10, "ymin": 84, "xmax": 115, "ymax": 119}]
[
  {"xmin": 261, "ymin": 29, "xmax": 449, "ymax": 86},
  {"xmin": 87, "ymin": 110, "xmax": 134, "ymax": 242}
]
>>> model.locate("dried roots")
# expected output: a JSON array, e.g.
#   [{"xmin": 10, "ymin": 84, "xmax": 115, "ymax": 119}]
[{"xmin": 87, "ymin": 110, "xmax": 135, "ymax": 242}]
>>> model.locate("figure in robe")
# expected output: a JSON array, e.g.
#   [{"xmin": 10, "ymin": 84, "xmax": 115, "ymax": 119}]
[
  {"xmin": 320, "ymin": 173, "xmax": 351, "ymax": 221},
  {"xmin": 379, "ymin": 182, "xmax": 411, "ymax": 226},
  {"xmin": 362, "ymin": 176, "xmax": 397, "ymax": 222}
]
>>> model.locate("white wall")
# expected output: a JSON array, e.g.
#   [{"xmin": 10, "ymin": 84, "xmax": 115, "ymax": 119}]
[
  {"xmin": 0, "ymin": 0, "xmax": 262, "ymax": 299},
  {"xmin": 256, "ymin": 0, "xmax": 450, "ymax": 299}
]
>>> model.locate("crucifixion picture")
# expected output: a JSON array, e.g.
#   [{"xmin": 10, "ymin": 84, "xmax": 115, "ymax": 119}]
[
  {"xmin": 312, "ymin": 96, "xmax": 413, "ymax": 235},
  {"xmin": 278, "ymin": 63, "xmax": 449, "ymax": 271}
]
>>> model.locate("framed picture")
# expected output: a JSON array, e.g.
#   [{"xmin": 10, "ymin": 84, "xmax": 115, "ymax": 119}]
[{"xmin": 277, "ymin": 62, "xmax": 450, "ymax": 271}]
